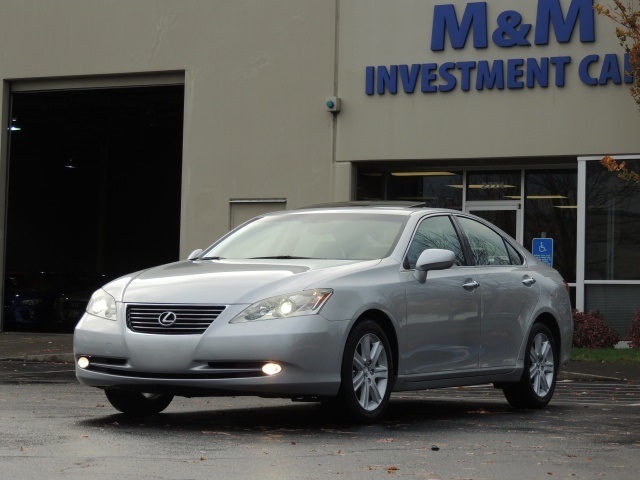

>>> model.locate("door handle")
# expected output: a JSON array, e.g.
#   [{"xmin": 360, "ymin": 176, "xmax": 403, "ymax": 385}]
[
  {"xmin": 463, "ymin": 280, "xmax": 479, "ymax": 291},
  {"xmin": 522, "ymin": 277, "xmax": 536, "ymax": 287}
]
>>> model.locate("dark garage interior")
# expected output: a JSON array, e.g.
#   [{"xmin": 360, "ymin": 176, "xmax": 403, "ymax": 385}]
[{"xmin": 3, "ymin": 85, "xmax": 185, "ymax": 332}]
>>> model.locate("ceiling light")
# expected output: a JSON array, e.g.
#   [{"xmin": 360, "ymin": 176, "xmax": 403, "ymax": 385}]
[
  {"xmin": 468, "ymin": 184, "xmax": 516, "ymax": 189},
  {"xmin": 447, "ymin": 184, "xmax": 517, "ymax": 189},
  {"xmin": 10, "ymin": 118, "xmax": 21, "ymax": 131},
  {"xmin": 391, "ymin": 172, "xmax": 458, "ymax": 177},
  {"xmin": 526, "ymin": 195, "xmax": 568, "ymax": 200},
  {"xmin": 397, "ymin": 196, "xmax": 437, "ymax": 201}
]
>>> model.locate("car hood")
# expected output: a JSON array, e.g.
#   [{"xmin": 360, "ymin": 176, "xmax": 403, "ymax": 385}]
[{"xmin": 108, "ymin": 258, "xmax": 381, "ymax": 305}]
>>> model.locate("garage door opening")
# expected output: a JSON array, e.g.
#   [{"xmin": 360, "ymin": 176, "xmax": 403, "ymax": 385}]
[{"xmin": 3, "ymin": 84, "xmax": 184, "ymax": 332}]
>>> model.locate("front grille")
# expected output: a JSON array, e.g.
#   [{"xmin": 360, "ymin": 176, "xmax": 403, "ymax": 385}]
[{"xmin": 126, "ymin": 304, "xmax": 226, "ymax": 335}]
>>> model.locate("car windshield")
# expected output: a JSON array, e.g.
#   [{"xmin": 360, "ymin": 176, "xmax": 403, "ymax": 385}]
[{"xmin": 202, "ymin": 212, "xmax": 408, "ymax": 260}]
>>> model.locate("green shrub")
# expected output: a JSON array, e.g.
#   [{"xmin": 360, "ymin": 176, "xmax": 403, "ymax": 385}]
[{"xmin": 572, "ymin": 309, "xmax": 620, "ymax": 349}]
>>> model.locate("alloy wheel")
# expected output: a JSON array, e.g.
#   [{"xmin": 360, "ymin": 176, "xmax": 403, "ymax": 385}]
[
  {"xmin": 352, "ymin": 332, "xmax": 389, "ymax": 412},
  {"xmin": 529, "ymin": 332, "xmax": 555, "ymax": 397}
]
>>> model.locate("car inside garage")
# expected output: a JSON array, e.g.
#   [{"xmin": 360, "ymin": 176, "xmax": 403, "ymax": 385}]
[{"xmin": 3, "ymin": 84, "xmax": 185, "ymax": 332}]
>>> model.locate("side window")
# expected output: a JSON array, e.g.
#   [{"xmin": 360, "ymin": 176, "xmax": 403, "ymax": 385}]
[
  {"xmin": 405, "ymin": 216, "xmax": 465, "ymax": 269},
  {"xmin": 457, "ymin": 217, "xmax": 513, "ymax": 266}
]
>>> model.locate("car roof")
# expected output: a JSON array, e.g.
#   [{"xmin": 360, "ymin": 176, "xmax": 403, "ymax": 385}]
[
  {"xmin": 303, "ymin": 201, "xmax": 428, "ymax": 208},
  {"xmin": 293, "ymin": 201, "xmax": 457, "ymax": 216}
]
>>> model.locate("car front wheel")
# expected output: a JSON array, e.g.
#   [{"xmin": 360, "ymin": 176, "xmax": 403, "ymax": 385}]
[
  {"xmin": 339, "ymin": 320, "xmax": 394, "ymax": 422},
  {"xmin": 104, "ymin": 389, "xmax": 174, "ymax": 416},
  {"xmin": 502, "ymin": 323, "xmax": 558, "ymax": 409}
]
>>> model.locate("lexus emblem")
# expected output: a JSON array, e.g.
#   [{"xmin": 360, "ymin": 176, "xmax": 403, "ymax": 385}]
[{"xmin": 158, "ymin": 311, "xmax": 178, "ymax": 327}]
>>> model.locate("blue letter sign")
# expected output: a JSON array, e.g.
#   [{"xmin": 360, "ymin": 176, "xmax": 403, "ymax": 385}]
[
  {"xmin": 366, "ymin": 1, "xmax": 628, "ymax": 96},
  {"xmin": 431, "ymin": 2, "xmax": 488, "ymax": 50}
]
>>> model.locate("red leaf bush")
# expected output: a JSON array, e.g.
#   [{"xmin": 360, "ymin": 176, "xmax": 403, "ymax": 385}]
[
  {"xmin": 572, "ymin": 309, "xmax": 620, "ymax": 349},
  {"xmin": 627, "ymin": 309, "xmax": 640, "ymax": 349}
]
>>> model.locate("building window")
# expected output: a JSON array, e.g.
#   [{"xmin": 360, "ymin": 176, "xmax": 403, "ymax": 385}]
[
  {"xmin": 356, "ymin": 171, "xmax": 386, "ymax": 201},
  {"xmin": 584, "ymin": 284, "xmax": 640, "ymax": 335},
  {"xmin": 580, "ymin": 157, "xmax": 640, "ymax": 335},
  {"xmin": 356, "ymin": 168, "xmax": 463, "ymax": 209},
  {"xmin": 466, "ymin": 171, "xmax": 521, "ymax": 201},
  {"xmin": 585, "ymin": 159, "xmax": 640, "ymax": 280},
  {"xmin": 524, "ymin": 170, "xmax": 577, "ymax": 283}
]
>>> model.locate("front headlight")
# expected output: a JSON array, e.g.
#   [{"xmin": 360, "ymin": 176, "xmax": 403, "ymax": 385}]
[
  {"xmin": 230, "ymin": 289, "xmax": 333, "ymax": 323},
  {"xmin": 86, "ymin": 289, "xmax": 117, "ymax": 321}
]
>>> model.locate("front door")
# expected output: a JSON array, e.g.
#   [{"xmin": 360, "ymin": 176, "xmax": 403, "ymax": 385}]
[
  {"xmin": 403, "ymin": 215, "xmax": 481, "ymax": 377},
  {"xmin": 465, "ymin": 201, "xmax": 522, "ymax": 244}
]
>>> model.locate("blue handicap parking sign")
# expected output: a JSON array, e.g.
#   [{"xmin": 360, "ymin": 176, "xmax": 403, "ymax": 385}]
[{"xmin": 532, "ymin": 238, "xmax": 553, "ymax": 267}]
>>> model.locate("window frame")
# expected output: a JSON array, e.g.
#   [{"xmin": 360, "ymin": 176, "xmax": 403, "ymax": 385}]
[
  {"xmin": 403, "ymin": 214, "xmax": 469, "ymax": 270},
  {"xmin": 453, "ymin": 214, "xmax": 524, "ymax": 267}
]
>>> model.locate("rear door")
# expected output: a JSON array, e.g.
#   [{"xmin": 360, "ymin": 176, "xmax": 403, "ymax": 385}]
[{"xmin": 455, "ymin": 216, "xmax": 540, "ymax": 369}]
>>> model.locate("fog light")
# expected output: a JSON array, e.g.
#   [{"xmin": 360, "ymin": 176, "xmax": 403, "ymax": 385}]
[
  {"xmin": 262, "ymin": 362, "xmax": 282, "ymax": 376},
  {"xmin": 77, "ymin": 357, "xmax": 90, "ymax": 369}
]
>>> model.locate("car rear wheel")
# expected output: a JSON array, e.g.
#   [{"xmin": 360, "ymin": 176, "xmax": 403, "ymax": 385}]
[
  {"xmin": 502, "ymin": 323, "xmax": 557, "ymax": 409},
  {"xmin": 339, "ymin": 320, "xmax": 393, "ymax": 422},
  {"xmin": 104, "ymin": 389, "xmax": 174, "ymax": 415}
]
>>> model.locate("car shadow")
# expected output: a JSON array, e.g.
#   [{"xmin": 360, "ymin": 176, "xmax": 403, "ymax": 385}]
[{"xmin": 77, "ymin": 394, "xmax": 570, "ymax": 435}]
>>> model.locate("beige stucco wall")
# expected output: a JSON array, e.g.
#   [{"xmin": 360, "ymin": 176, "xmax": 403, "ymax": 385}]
[
  {"xmin": 336, "ymin": 0, "xmax": 640, "ymax": 162},
  {"xmin": 0, "ymin": 0, "xmax": 340, "ymax": 255},
  {"xmin": 1, "ymin": 0, "xmax": 639, "ymax": 259}
]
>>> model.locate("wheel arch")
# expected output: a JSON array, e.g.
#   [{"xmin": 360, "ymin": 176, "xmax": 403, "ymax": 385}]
[
  {"xmin": 533, "ymin": 312, "xmax": 562, "ymax": 356},
  {"xmin": 352, "ymin": 309, "xmax": 399, "ymax": 378}
]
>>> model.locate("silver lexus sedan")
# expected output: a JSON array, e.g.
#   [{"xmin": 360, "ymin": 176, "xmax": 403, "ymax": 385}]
[{"xmin": 74, "ymin": 204, "xmax": 573, "ymax": 422}]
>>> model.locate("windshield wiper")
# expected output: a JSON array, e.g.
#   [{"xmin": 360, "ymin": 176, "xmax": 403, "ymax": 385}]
[
  {"xmin": 249, "ymin": 255, "xmax": 315, "ymax": 260},
  {"xmin": 201, "ymin": 256, "xmax": 225, "ymax": 260}
]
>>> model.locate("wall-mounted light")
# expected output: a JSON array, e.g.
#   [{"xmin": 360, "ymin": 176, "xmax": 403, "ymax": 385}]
[{"xmin": 325, "ymin": 96, "xmax": 341, "ymax": 113}]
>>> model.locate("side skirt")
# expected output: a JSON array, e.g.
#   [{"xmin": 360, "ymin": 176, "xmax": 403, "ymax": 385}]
[{"xmin": 393, "ymin": 367, "xmax": 523, "ymax": 392}]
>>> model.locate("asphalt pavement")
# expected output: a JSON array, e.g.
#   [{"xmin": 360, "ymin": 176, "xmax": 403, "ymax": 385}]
[
  {"xmin": 1, "ymin": 331, "xmax": 639, "ymax": 383},
  {"xmin": 0, "ymin": 331, "xmax": 75, "ymax": 363}
]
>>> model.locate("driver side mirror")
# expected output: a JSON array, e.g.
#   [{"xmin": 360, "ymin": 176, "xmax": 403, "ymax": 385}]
[{"xmin": 413, "ymin": 249, "xmax": 455, "ymax": 283}]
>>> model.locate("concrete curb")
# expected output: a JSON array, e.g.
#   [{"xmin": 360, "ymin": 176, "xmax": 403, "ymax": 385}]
[
  {"xmin": 0, "ymin": 354, "xmax": 75, "ymax": 364},
  {"xmin": 559, "ymin": 371, "xmax": 626, "ymax": 383}
]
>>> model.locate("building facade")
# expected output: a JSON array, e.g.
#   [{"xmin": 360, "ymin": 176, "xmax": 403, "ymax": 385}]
[{"xmin": 1, "ymin": 0, "xmax": 639, "ymax": 333}]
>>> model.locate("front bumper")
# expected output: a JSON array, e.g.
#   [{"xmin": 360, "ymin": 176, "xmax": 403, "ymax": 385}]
[{"xmin": 74, "ymin": 304, "xmax": 349, "ymax": 397}]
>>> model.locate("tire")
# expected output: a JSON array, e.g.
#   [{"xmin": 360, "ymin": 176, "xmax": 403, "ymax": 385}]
[
  {"xmin": 503, "ymin": 323, "xmax": 558, "ymax": 409},
  {"xmin": 338, "ymin": 320, "xmax": 394, "ymax": 422},
  {"xmin": 104, "ymin": 389, "xmax": 174, "ymax": 416}
]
